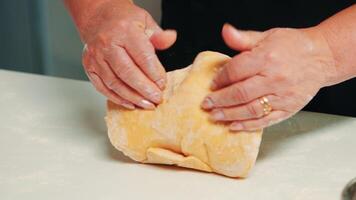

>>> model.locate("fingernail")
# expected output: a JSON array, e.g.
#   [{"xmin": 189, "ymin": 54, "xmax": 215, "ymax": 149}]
[
  {"xmin": 150, "ymin": 92, "xmax": 162, "ymax": 103},
  {"xmin": 201, "ymin": 97, "xmax": 214, "ymax": 109},
  {"xmin": 121, "ymin": 102, "xmax": 135, "ymax": 110},
  {"xmin": 156, "ymin": 79, "xmax": 166, "ymax": 90},
  {"xmin": 211, "ymin": 110, "xmax": 225, "ymax": 121},
  {"xmin": 230, "ymin": 123, "xmax": 244, "ymax": 131},
  {"xmin": 139, "ymin": 99, "xmax": 155, "ymax": 110}
]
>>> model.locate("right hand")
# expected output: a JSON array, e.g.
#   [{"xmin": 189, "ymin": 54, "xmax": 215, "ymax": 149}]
[{"xmin": 81, "ymin": 1, "xmax": 177, "ymax": 109}]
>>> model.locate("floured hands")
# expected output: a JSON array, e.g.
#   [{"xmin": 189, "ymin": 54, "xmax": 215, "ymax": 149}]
[
  {"xmin": 81, "ymin": 1, "xmax": 176, "ymax": 109},
  {"xmin": 202, "ymin": 24, "xmax": 337, "ymax": 131}
]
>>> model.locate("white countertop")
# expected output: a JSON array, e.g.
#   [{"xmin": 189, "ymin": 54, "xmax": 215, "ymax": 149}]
[{"xmin": 0, "ymin": 69, "xmax": 355, "ymax": 200}]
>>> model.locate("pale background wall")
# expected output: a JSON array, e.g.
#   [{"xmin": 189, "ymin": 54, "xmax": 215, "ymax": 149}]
[{"xmin": 0, "ymin": 0, "xmax": 162, "ymax": 80}]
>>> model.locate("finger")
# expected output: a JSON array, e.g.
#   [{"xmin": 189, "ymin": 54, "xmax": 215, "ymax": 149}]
[
  {"xmin": 145, "ymin": 14, "xmax": 177, "ymax": 50},
  {"xmin": 210, "ymin": 95, "xmax": 279, "ymax": 121},
  {"xmin": 103, "ymin": 78, "xmax": 156, "ymax": 110},
  {"xmin": 93, "ymin": 51, "xmax": 155, "ymax": 109},
  {"xmin": 202, "ymin": 76, "xmax": 269, "ymax": 109},
  {"xmin": 88, "ymin": 54, "xmax": 155, "ymax": 109},
  {"xmin": 229, "ymin": 110, "xmax": 290, "ymax": 131},
  {"xmin": 105, "ymin": 46, "xmax": 163, "ymax": 104},
  {"xmin": 125, "ymin": 31, "xmax": 167, "ymax": 89},
  {"xmin": 211, "ymin": 51, "xmax": 263, "ymax": 90},
  {"xmin": 222, "ymin": 23, "xmax": 268, "ymax": 51},
  {"xmin": 150, "ymin": 30, "xmax": 177, "ymax": 50},
  {"xmin": 85, "ymin": 56, "xmax": 137, "ymax": 109},
  {"xmin": 86, "ymin": 71, "xmax": 135, "ymax": 110}
]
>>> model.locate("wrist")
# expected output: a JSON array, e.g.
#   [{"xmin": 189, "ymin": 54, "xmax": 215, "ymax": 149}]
[
  {"xmin": 65, "ymin": 0, "xmax": 133, "ymax": 42},
  {"xmin": 300, "ymin": 26, "xmax": 339, "ymax": 87}
]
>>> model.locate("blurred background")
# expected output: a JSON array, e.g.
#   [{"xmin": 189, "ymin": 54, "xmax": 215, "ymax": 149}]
[{"xmin": 0, "ymin": 0, "xmax": 161, "ymax": 80}]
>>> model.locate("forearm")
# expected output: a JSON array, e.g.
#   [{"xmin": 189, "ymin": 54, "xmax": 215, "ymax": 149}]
[
  {"xmin": 64, "ymin": 0, "xmax": 133, "ymax": 41},
  {"xmin": 316, "ymin": 4, "xmax": 356, "ymax": 85}
]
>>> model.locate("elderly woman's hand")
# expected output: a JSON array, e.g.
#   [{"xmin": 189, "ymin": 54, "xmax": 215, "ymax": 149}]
[
  {"xmin": 202, "ymin": 24, "xmax": 337, "ymax": 131},
  {"xmin": 80, "ymin": 1, "xmax": 176, "ymax": 109}
]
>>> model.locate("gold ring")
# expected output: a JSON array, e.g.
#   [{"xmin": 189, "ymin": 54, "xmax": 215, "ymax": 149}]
[{"xmin": 259, "ymin": 96, "xmax": 272, "ymax": 116}]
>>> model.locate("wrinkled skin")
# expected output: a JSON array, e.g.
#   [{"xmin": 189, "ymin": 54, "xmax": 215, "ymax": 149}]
[
  {"xmin": 66, "ymin": 0, "xmax": 355, "ymax": 131},
  {"xmin": 81, "ymin": 1, "xmax": 176, "ymax": 109},
  {"xmin": 202, "ymin": 24, "xmax": 337, "ymax": 131}
]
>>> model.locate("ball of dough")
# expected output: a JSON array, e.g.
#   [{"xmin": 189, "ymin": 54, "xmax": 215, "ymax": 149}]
[{"xmin": 106, "ymin": 51, "xmax": 263, "ymax": 178}]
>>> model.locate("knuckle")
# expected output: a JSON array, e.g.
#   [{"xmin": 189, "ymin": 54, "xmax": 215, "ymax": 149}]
[
  {"xmin": 247, "ymin": 104, "xmax": 261, "ymax": 118},
  {"xmin": 284, "ymin": 89, "xmax": 298, "ymax": 98},
  {"xmin": 272, "ymin": 74, "xmax": 288, "ymax": 83},
  {"xmin": 226, "ymin": 53, "xmax": 252, "ymax": 81},
  {"xmin": 232, "ymin": 85, "xmax": 249, "ymax": 103},
  {"xmin": 265, "ymin": 50, "xmax": 280, "ymax": 62},
  {"xmin": 115, "ymin": 20, "xmax": 130, "ymax": 29},
  {"xmin": 95, "ymin": 32, "xmax": 109, "ymax": 46},
  {"xmin": 86, "ymin": 45, "xmax": 96, "ymax": 55},
  {"xmin": 225, "ymin": 64, "xmax": 238, "ymax": 83},
  {"xmin": 136, "ymin": 51, "xmax": 155, "ymax": 65},
  {"xmin": 94, "ymin": 33, "xmax": 119, "ymax": 50},
  {"xmin": 105, "ymin": 79, "xmax": 122, "ymax": 90},
  {"xmin": 116, "ymin": 65, "xmax": 135, "ymax": 78},
  {"xmin": 114, "ymin": 63, "xmax": 129, "ymax": 76},
  {"xmin": 84, "ymin": 44, "xmax": 102, "ymax": 60}
]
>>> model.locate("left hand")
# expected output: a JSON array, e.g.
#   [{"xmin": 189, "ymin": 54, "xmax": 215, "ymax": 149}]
[{"xmin": 201, "ymin": 24, "xmax": 337, "ymax": 131}]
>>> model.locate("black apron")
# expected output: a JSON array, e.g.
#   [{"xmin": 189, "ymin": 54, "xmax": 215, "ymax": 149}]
[{"xmin": 157, "ymin": 0, "xmax": 356, "ymax": 117}]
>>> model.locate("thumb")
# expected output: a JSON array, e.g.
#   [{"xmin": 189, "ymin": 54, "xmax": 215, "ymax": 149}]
[
  {"xmin": 149, "ymin": 29, "xmax": 177, "ymax": 50},
  {"xmin": 222, "ymin": 23, "xmax": 267, "ymax": 51},
  {"xmin": 145, "ymin": 15, "xmax": 177, "ymax": 50}
]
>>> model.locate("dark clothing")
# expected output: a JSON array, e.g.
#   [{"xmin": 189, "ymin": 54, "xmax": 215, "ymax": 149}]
[{"xmin": 158, "ymin": 0, "xmax": 356, "ymax": 117}]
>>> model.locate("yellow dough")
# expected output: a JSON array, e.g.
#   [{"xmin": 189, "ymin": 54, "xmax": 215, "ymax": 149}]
[{"xmin": 106, "ymin": 51, "xmax": 263, "ymax": 178}]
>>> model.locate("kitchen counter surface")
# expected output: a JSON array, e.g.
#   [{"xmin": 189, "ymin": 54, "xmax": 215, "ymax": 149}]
[{"xmin": 0, "ymin": 69, "xmax": 355, "ymax": 200}]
